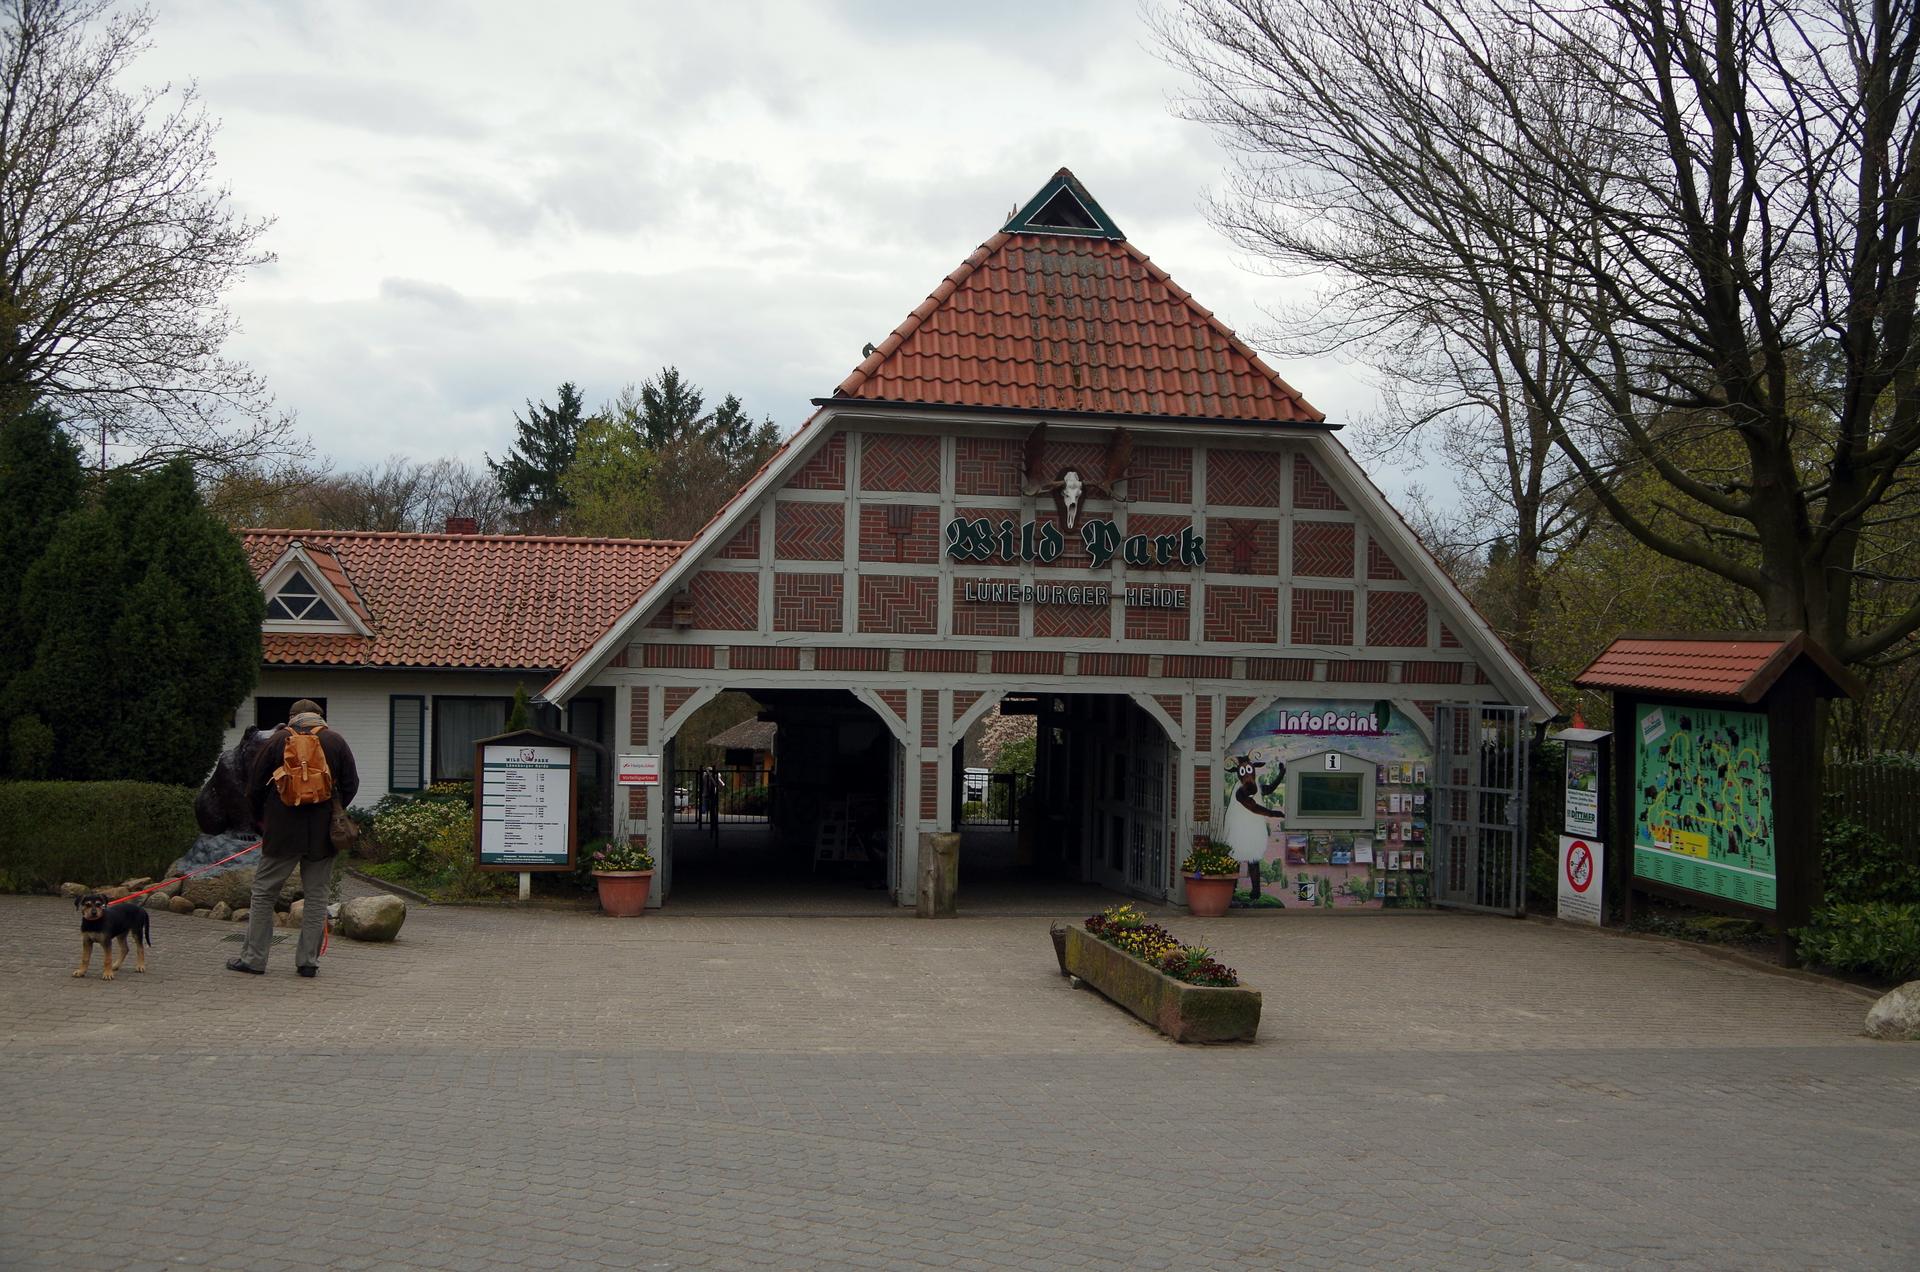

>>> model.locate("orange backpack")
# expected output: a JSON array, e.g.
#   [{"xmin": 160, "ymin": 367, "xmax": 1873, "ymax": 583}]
[{"xmin": 272, "ymin": 727, "xmax": 335, "ymax": 806}]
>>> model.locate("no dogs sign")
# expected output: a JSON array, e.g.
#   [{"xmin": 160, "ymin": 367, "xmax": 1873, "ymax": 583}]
[{"xmin": 1557, "ymin": 836, "xmax": 1604, "ymax": 926}]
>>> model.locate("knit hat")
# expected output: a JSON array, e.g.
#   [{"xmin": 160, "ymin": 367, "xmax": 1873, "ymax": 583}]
[{"xmin": 289, "ymin": 699, "xmax": 324, "ymax": 719}]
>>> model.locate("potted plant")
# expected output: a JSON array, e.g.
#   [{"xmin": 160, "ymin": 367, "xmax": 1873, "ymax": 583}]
[
  {"xmin": 1182, "ymin": 841, "xmax": 1241, "ymax": 918},
  {"xmin": 587, "ymin": 838, "xmax": 656, "ymax": 917}
]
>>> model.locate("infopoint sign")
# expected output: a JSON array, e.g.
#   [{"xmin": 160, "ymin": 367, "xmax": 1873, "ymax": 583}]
[{"xmin": 944, "ymin": 516, "xmax": 1206, "ymax": 569}]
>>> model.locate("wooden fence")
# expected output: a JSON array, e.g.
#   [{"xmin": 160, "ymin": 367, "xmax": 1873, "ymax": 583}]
[{"xmin": 1824, "ymin": 761, "xmax": 1920, "ymax": 866}]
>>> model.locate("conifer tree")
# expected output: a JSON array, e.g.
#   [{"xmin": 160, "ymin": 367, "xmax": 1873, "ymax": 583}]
[
  {"xmin": 487, "ymin": 382, "xmax": 585, "ymax": 531},
  {"xmin": 0, "ymin": 405, "xmax": 85, "ymax": 729}
]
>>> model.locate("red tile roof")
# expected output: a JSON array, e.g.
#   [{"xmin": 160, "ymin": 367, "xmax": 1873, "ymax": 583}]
[
  {"xmin": 243, "ymin": 530, "xmax": 684, "ymax": 670},
  {"xmin": 299, "ymin": 546, "xmax": 374, "ymax": 628},
  {"xmin": 834, "ymin": 230, "xmax": 1325, "ymax": 424},
  {"xmin": 1573, "ymin": 633, "xmax": 1859, "ymax": 703}
]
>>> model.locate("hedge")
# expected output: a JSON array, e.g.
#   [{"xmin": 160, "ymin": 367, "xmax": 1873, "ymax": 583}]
[{"xmin": 0, "ymin": 781, "xmax": 200, "ymax": 894}]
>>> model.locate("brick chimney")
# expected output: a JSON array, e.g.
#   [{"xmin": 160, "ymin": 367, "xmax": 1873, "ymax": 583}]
[{"xmin": 444, "ymin": 516, "xmax": 479, "ymax": 535}]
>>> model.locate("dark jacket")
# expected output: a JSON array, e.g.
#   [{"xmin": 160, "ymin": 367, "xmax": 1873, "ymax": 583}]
[{"xmin": 247, "ymin": 715, "xmax": 360, "ymax": 860}]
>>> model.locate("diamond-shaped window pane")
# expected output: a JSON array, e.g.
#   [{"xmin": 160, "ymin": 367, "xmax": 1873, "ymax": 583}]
[
  {"xmin": 279, "ymin": 570, "xmax": 317, "ymax": 596},
  {"xmin": 265, "ymin": 597, "xmax": 298, "ymax": 620},
  {"xmin": 306, "ymin": 598, "xmax": 337, "ymax": 622}
]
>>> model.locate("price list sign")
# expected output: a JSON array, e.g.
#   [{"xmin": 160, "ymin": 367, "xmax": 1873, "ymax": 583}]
[{"xmin": 477, "ymin": 741, "xmax": 574, "ymax": 869}]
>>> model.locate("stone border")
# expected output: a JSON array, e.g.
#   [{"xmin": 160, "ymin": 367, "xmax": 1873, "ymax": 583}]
[{"xmin": 1063, "ymin": 924, "xmax": 1261, "ymax": 1043}]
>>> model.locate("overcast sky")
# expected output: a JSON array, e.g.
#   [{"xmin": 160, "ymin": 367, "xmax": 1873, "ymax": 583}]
[{"xmin": 135, "ymin": 0, "xmax": 1401, "ymax": 493}]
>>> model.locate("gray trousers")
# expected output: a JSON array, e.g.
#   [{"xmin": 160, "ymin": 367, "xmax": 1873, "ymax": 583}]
[{"xmin": 237, "ymin": 854, "xmax": 333, "ymax": 971}]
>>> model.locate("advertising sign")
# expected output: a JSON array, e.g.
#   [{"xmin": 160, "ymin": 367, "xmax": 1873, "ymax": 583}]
[
  {"xmin": 617, "ymin": 754, "xmax": 661, "ymax": 786},
  {"xmin": 1564, "ymin": 743, "xmax": 1599, "ymax": 837},
  {"xmin": 477, "ymin": 740, "xmax": 574, "ymax": 870},
  {"xmin": 1631, "ymin": 704, "xmax": 1776, "ymax": 910},
  {"xmin": 1557, "ymin": 836, "xmax": 1603, "ymax": 926}
]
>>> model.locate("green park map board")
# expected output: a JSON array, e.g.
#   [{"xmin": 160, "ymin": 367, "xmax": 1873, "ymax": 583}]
[{"xmin": 1632, "ymin": 704, "xmax": 1776, "ymax": 910}]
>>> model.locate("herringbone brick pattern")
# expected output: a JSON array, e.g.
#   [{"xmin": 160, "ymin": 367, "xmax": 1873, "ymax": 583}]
[
  {"xmin": 716, "ymin": 520, "xmax": 759, "ymax": 560},
  {"xmin": 1293, "ymin": 520, "xmax": 1355, "ymax": 578},
  {"xmin": 952, "ymin": 579, "xmax": 1019, "ymax": 636},
  {"xmin": 1215, "ymin": 517, "xmax": 1279, "ymax": 575},
  {"xmin": 1033, "ymin": 510, "xmax": 1094, "ymax": 566},
  {"xmin": 773, "ymin": 501, "xmax": 844, "ymax": 561},
  {"xmin": 1125, "ymin": 599, "xmax": 1189, "ymax": 641},
  {"xmin": 785, "ymin": 432, "xmax": 845, "ymax": 489},
  {"xmin": 1366, "ymin": 536, "xmax": 1404, "ymax": 580},
  {"xmin": 1205, "ymin": 448, "xmax": 1281, "ymax": 507},
  {"xmin": 1367, "ymin": 590, "xmax": 1429, "ymax": 647},
  {"xmin": 1291, "ymin": 587, "xmax": 1354, "ymax": 645},
  {"xmin": 1294, "ymin": 454, "xmax": 1348, "ymax": 510},
  {"xmin": 1204, "ymin": 584, "xmax": 1279, "ymax": 644},
  {"xmin": 860, "ymin": 434, "xmax": 941, "ymax": 492},
  {"xmin": 858, "ymin": 575, "xmax": 939, "ymax": 634},
  {"xmin": 772, "ymin": 573, "xmax": 843, "ymax": 632},
  {"xmin": 1123, "ymin": 513, "xmax": 1193, "ymax": 571},
  {"xmin": 687, "ymin": 570, "xmax": 758, "ymax": 631},
  {"xmin": 1038, "ymin": 439, "xmax": 1107, "ymax": 486},
  {"xmin": 1440, "ymin": 623, "xmax": 1461, "ymax": 648},
  {"xmin": 1035, "ymin": 601, "xmax": 1111, "ymax": 640},
  {"xmin": 954, "ymin": 436, "xmax": 1022, "ymax": 496},
  {"xmin": 1129, "ymin": 444, "xmax": 1192, "ymax": 503},
  {"xmin": 858, "ymin": 504, "xmax": 940, "ymax": 563}
]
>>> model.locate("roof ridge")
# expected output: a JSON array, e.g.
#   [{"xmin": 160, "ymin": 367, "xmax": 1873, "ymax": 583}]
[
  {"xmin": 242, "ymin": 528, "xmax": 691, "ymax": 548},
  {"xmin": 836, "ymin": 232, "xmax": 1012, "ymax": 397}
]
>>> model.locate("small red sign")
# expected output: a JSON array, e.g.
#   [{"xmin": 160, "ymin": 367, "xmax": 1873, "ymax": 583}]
[{"xmin": 1565, "ymin": 840, "xmax": 1594, "ymax": 893}]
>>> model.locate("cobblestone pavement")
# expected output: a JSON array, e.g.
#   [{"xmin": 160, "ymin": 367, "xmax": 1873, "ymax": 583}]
[{"xmin": 3, "ymin": 895, "xmax": 1916, "ymax": 1270}]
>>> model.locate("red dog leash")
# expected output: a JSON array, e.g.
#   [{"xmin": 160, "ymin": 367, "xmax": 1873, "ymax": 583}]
[{"xmin": 108, "ymin": 841, "xmax": 263, "ymax": 905}]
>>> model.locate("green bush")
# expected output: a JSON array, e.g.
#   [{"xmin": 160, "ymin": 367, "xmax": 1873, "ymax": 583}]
[
  {"xmin": 0, "ymin": 781, "xmax": 199, "ymax": 892},
  {"xmin": 372, "ymin": 798, "xmax": 472, "ymax": 873},
  {"xmin": 734, "ymin": 783, "xmax": 771, "ymax": 816},
  {"xmin": 1794, "ymin": 902, "xmax": 1920, "ymax": 980},
  {"xmin": 1819, "ymin": 818, "xmax": 1919, "ymax": 906}
]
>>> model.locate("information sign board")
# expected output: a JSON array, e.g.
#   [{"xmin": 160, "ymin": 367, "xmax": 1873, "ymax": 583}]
[
  {"xmin": 1631, "ymin": 704, "xmax": 1775, "ymax": 910},
  {"xmin": 1564, "ymin": 743, "xmax": 1600, "ymax": 838},
  {"xmin": 1557, "ymin": 836, "xmax": 1603, "ymax": 926},
  {"xmin": 476, "ymin": 737, "xmax": 575, "ymax": 870},
  {"xmin": 617, "ymin": 754, "xmax": 661, "ymax": 786}
]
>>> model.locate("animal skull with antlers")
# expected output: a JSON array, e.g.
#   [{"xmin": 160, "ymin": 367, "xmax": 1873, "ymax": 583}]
[{"xmin": 1022, "ymin": 421, "xmax": 1132, "ymax": 530}]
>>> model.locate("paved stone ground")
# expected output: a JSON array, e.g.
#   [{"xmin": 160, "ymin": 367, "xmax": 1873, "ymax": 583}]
[{"xmin": 2, "ymin": 894, "xmax": 1916, "ymax": 1270}]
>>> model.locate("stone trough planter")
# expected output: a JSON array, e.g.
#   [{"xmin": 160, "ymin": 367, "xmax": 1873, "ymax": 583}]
[{"xmin": 1062, "ymin": 924, "xmax": 1261, "ymax": 1044}]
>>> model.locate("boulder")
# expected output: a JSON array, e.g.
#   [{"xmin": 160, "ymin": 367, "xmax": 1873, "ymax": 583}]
[
  {"xmin": 338, "ymin": 895, "xmax": 406, "ymax": 942},
  {"xmin": 232, "ymin": 908, "xmax": 249, "ymax": 925},
  {"xmin": 168, "ymin": 831, "xmax": 266, "ymax": 910},
  {"xmin": 122, "ymin": 877, "xmax": 153, "ymax": 890},
  {"xmin": 181, "ymin": 868, "xmax": 256, "ymax": 912},
  {"xmin": 156, "ymin": 879, "xmax": 182, "ymax": 899},
  {"xmin": 98, "ymin": 885, "xmax": 129, "ymax": 901},
  {"xmin": 288, "ymin": 899, "xmax": 305, "ymax": 926},
  {"xmin": 60, "ymin": 882, "xmax": 86, "ymax": 899},
  {"xmin": 167, "ymin": 896, "xmax": 194, "ymax": 915},
  {"xmin": 1866, "ymin": 981, "xmax": 1920, "ymax": 1041},
  {"xmin": 210, "ymin": 902, "xmax": 231, "ymax": 921},
  {"xmin": 275, "ymin": 909, "xmax": 297, "ymax": 929},
  {"xmin": 192, "ymin": 908, "xmax": 211, "ymax": 918},
  {"xmin": 144, "ymin": 892, "xmax": 171, "ymax": 911}
]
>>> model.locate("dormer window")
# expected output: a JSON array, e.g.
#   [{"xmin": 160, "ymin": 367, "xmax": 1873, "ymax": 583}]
[{"xmin": 265, "ymin": 570, "xmax": 339, "ymax": 623}]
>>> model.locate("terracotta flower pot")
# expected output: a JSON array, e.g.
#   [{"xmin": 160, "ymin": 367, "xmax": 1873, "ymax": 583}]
[
  {"xmin": 592, "ymin": 870, "xmax": 653, "ymax": 917},
  {"xmin": 1185, "ymin": 873, "xmax": 1238, "ymax": 918}
]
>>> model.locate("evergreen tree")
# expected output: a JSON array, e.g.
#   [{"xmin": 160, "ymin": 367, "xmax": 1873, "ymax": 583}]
[
  {"xmin": 635, "ymin": 367, "xmax": 705, "ymax": 450},
  {"xmin": 487, "ymin": 382, "xmax": 585, "ymax": 530},
  {"xmin": 0, "ymin": 405, "xmax": 85, "ymax": 737},
  {"xmin": 12, "ymin": 460, "xmax": 262, "ymax": 784}
]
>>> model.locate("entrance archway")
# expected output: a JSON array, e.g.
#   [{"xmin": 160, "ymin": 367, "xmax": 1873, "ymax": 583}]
[{"xmin": 657, "ymin": 688, "xmax": 906, "ymax": 911}]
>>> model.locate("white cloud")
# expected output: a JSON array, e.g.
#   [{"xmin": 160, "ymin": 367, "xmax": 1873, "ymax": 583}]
[{"xmin": 137, "ymin": 0, "xmax": 1429, "ymax": 501}]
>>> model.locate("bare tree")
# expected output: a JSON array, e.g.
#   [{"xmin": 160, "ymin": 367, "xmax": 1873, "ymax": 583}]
[
  {"xmin": 1159, "ymin": 0, "xmax": 1920, "ymax": 670},
  {"xmin": 204, "ymin": 456, "xmax": 511, "ymax": 533},
  {"xmin": 0, "ymin": 0, "xmax": 293, "ymax": 473}
]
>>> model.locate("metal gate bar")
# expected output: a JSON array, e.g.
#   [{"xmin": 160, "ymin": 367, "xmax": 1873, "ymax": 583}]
[{"xmin": 1432, "ymin": 704, "xmax": 1530, "ymax": 915}]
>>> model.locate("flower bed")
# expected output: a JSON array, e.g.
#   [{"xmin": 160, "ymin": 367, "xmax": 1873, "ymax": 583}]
[{"xmin": 1064, "ymin": 904, "xmax": 1261, "ymax": 1043}]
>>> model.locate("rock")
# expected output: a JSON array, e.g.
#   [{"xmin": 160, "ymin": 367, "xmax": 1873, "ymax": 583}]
[
  {"xmin": 122, "ymin": 877, "xmax": 152, "ymax": 890},
  {"xmin": 232, "ymin": 908, "xmax": 249, "ymax": 925},
  {"xmin": 167, "ymin": 895, "xmax": 194, "ymax": 915},
  {"xmin": 156, "ymin": 879, "xmax": 182, "ymax": 898},
  {"xmin": 338, "ymin": 895, "xmax": 406, "ymax": 942},
  {"xmin": 288, "ymin": 899, "xmax": 305, "ymax": 925},
  {"xmin": 210, "ymin": 901, "xmax": 231, "ymax": 921},
  {"xmin": 275, "ymin": 909, "xmax": 297, "ymax": 929},
  {"xmin": 97, "ymin": 885, "xmax": 129, "ymax": 901},
  {"xmin": 60, "ymin": 882, "xmax": 86, "ymax": 899},
  {"xmin": 181, "ymin": 867, "xmax": 256, "ymax": 912},
  {"xmin": 168, "ymin": 831, "xmax": 265, "ymax": 909},
  {"xmin": 192, "ymin": 908, "xmax": 211, "ymax": 918},
  {"xmin": 1866, "ymin": 981, "xmax": 1920, "ymax": 1040},
  {"xmin": 144, "ymin": 892, "xmax": 171, "ymax": 911}
]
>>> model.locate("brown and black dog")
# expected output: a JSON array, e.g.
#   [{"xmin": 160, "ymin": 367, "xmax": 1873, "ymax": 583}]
[{"xmin": 73, "ymin": 892, "xmax": 153, "ymax": 979}]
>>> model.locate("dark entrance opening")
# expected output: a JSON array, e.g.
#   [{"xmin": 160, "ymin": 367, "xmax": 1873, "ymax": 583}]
[
  {"xmin": 952, "ymin": 693, "xmax": 1172, "ymax": 907},
  {"xmin": 663, "ymin": 689, "xmax": 900, "ymax": 911}
]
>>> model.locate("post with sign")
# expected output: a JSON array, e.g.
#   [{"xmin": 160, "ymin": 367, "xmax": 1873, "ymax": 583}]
[
  {"xmin": 473, "ymin": 728, "xmax": 580, "ymax": 901},
  {"xmin": 1547, "ymin": 713, "xmax": 1611, "ymax": 925}
]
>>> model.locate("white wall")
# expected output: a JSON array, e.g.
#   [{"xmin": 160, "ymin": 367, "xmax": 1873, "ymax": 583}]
[{"xmin": 226, "ymin": 669, "xmax": 546, "ymax": 806}]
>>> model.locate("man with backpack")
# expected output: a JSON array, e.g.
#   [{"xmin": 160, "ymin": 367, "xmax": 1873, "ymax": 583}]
[{"xmin": 228, "ymin": 699, "xmax": 359, "ymax": 978}]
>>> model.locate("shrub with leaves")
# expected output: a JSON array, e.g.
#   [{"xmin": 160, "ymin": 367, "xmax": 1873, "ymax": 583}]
[
  {"xmin": 1794, "ymin": 902, "xmax": 1920, "ymax": 981},
  {"xmin": 1819, "ymin": 819, "xmax": 1919, "ymax": 907},
  {"xmin": 372, "ymin": 798, "xmax": 472, "ymax": 873}
]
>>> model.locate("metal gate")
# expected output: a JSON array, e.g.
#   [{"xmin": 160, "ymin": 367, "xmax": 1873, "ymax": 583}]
[{"xmin": 1432, "ymin": 704, "xmax": 1530, "ymax": 914}]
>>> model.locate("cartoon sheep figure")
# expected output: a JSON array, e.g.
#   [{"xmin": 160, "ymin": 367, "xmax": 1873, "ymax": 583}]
[{"xmin": 1222, "ymin": 754, "xmax": 1286, "ymax": 899}]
